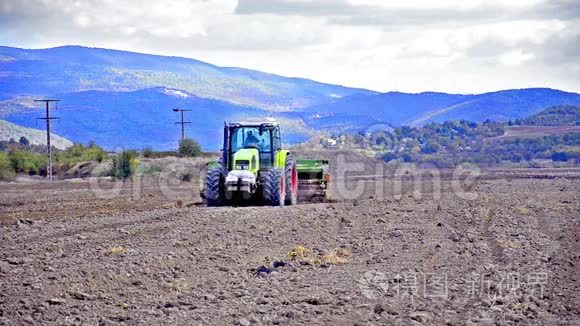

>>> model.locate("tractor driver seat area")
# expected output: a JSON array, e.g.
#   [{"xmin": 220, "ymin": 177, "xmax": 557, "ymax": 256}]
[
  {"xmin": 230, "ymin": 127, "xmax": 273, "ymax": 169},
  {"xmin": 244, "ymin": 131, "xmax": 260, "ymax": 148}
]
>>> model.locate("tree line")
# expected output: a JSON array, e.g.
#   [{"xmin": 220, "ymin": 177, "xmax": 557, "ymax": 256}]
[
  {"xmin": 0, "ymin": 137, "xmax": 202, "ymax": 181},
  {"xmin": 327, "ymin": 117, "xmax": 579, "ymax": 167}
]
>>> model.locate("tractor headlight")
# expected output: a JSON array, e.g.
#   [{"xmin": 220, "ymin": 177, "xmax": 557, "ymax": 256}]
[{"xmin": 235, "ymin": 160, "xmax": 250, "ymax": 170}]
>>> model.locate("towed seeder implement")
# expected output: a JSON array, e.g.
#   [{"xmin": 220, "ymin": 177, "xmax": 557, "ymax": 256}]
[{"xmin": 296, "ymin": 159, "xmax": 330, "ymax": 199}]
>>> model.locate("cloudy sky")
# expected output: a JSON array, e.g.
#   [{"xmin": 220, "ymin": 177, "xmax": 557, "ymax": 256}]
[{"xmin": 1, "ymin": 0, "xmax": 579, "ymax": 93}]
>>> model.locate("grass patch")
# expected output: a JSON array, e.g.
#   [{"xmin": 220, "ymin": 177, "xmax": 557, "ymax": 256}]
[
  {"xmin": 496, "ymin": 240, "xmax": 522, "ymax": 250},
  {"xmin": 514, "ymin": 206, "xmax": 531, "ymax": 215},
  {"xmin": 287, "ymin": 245, "xmax": 312, "ymax": 259},
  {"xmin": 321, "ymin": 248, "xmax": 351, "ymax": 265},
  {"xmin": 167, "ymin": 278, "xmax": 189, "ymax": 293},
  {"xmin": 137, "ymin": 164, "xmax": 162, "ymax": 174},
  {"xmin": 286, "ymin": 245, "xmax": 351, "ymax": 266},
  {"xmin": 106, "ymin": 246, "xmax": 127, "ymax": 255}
]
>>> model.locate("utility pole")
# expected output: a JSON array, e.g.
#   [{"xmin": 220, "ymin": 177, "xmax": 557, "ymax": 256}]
[
  {"xmin": 35, "ymin": 99, "xmax": 60, "ymax": 182},
  {"xmin": 173, "ymin": 108, "xmax": 191, "ymax": 140}
]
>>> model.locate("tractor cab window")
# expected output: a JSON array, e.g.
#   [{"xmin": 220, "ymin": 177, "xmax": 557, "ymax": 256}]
[
  {"xmin": 231, "ymin": 127, "xmax": 272, "ymax": 153},
  {"xmin": 272, "ymin": 127, "xmax": 281, "ymax": 151}
]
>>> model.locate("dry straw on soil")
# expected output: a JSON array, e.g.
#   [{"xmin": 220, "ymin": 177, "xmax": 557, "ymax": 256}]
[{"xmin": 105, "ymin": 246, "xmax": 127, "ymax": 255}]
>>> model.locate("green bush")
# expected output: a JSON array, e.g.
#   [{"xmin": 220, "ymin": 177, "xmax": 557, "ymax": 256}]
[
  {"xmin": 9, "ymin": 150, "xmax": 46, "ymax": 175},
  {"xmin": 382, "ymin": 152, "xmax": 398, "ymax": 162},
  {"xmin": 112, "ymin": 150, "xmax": 137, "ymax": 180},
  {"xmin": 19, "ymin": 137, "xmax": 30, "ymax": 146},
  {"xmin": 421, "ymin": 141, "xmax": 440, "ymax": 154},
  {"xmin": 551, "ymin": 152, "xmax": 568, "ymax": 162},
  {"xmin": 511, "ymin": 153, "xmax": 524, "ymax": 163},
  {"xmin": 85, "ymin": 146, "xmax": 106, "ymax": 162},
  {"xmin": 142, "ymin": 147, "xmax": 153, "ymax": 158},
  {"xmin": 401, "ymin": 153, "xmax": 414, "ymax": 163},
  {"xmin": 178, "ymin": 138, "xmax": 202, "ymax": 157},
  {"xmin": 0, "ymin": 152, "xmax": 15, "ymax": 180},
  {"xmin": 56, "ymin": 143, "xmax": 107, "ymax": 165}
]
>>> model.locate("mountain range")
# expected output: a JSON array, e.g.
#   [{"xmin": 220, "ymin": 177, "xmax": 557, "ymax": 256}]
[
  {"xmin": 0, "ymin": 45, "xmax": 579, "ymax": 150},
  {"xmin": 0, "ymin": 45, "xmax": 373, "ymax": 110},
  {"xmin": 300, "ymin": 88, "xmax": 580, "ymax": 131}
]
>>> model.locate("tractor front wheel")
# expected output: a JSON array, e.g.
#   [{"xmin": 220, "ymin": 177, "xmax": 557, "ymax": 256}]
[
  {"xmin": 262, "ymin": 168, "xmax": 285, "ymax": 207},
  {"xmin": 205, "ymin": 167, "xmax": 225, "ymax": 207}
]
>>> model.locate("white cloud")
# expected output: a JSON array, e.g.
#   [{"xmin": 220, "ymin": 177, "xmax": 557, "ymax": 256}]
[
  {"xmin": 0, "ymin": 0, "xmax": 578, "ymax": 93},
  {"xmin": 500, "ymin": 50, "xmax": 535, "ymax": 65}
]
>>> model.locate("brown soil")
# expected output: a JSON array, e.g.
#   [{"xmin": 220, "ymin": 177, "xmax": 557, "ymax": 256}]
[{"xmin": 0, "ymin": 161, "xmax": 578, "ymax": 325}]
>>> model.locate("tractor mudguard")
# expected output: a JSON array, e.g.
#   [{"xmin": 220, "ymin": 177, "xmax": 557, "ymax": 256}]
[{"xmin": 275, "ymin": 150, "xmax": 291, "ymax": 169}]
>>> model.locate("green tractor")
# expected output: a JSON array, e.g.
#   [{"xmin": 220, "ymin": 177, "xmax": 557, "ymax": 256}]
[{"xmin": 204, "ymin": 121, "xmax": 329, "ymax": 207}]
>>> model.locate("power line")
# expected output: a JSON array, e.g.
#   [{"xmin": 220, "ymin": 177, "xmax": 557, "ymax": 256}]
[
  {"xmin": 34, "ymin": 99, "xmax": 59, "ymax": 182},
  {"xmin": 172, "ymin": 108, "xmax": 191, "ymax": 140}
]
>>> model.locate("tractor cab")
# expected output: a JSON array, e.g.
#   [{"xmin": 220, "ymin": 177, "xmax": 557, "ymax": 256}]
[{"xmin": 222, "ymin": 122, "xmax": 281, "ymax": 172}]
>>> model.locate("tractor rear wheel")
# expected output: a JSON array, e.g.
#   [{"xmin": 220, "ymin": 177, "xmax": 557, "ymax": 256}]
[
  {"xmin": 262, "ymin": 168, "xmax": 285, "ymax": 207},
  {"xmin": 205, "ymin": 167, "xmax": 225, "ymax": 207},
  {"xmin": 284, "ymin": 154, "xmax": 298, "ymax": 205}
]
